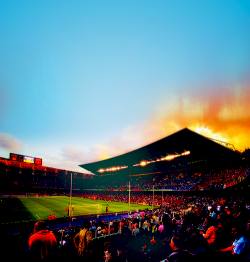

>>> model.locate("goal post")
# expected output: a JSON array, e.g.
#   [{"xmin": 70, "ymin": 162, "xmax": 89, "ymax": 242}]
[{"xmin": 69, "ymin": 204, "xmax": 102, "ymax": 217}]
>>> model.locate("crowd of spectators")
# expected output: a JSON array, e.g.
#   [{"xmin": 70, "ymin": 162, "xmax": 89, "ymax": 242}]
[
  {"xmin": 0, "ymin": 157, "xmax": 95, "ymax": 195},
  {"xmin": 79, "ymin": 192, "xmax": 192, "ymax": 211},
  {"xmin": 0, "ymin": 156, "xmax": 249, "ymax": 195},
  {"xmin": 1, "ymin": 150, "xmax": 250, "ymax": 261},
  {"xmin": 127, "ymin": 166, "xmax": 249, "ymax": 191},
  {"xmin": 1, "ymin": 194, "xmax": 250, "ymax": 261}
]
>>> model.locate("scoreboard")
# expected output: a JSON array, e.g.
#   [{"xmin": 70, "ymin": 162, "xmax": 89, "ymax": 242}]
[{"xmin": 10, "ymin": 153, "xmax": 42, "ymax": 165}]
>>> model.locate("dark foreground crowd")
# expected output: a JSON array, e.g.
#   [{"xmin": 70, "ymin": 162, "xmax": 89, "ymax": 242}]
[{"xmin": 1, "ymin": 195, "xmax": 250, "ymax": 262}]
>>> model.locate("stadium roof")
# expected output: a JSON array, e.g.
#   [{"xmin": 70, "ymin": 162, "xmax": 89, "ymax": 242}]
[{"xmin": 80, "ymin": 128, "xmax": 237, "ymax": 175}]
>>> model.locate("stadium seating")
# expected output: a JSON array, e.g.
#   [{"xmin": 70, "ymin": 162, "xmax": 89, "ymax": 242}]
[
  {"xmin": 0, "ymin": 156, "xmax": 249, "ymax": 195},
  {"xmin": 0, "ymin": 155, "xmax": 250, "ymax": 261}
]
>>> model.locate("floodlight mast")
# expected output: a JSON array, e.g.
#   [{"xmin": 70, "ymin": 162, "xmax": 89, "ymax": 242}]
[
  {"xmin": 69, "ymin": 173, "xmax": 73, "ymax": 227},
  {"xmin": 128, "ymin": 181, "xmax": 131, "ymax": 216},
  {"xmin": 152, "ymin": 185, "xmax": 154, "ymax": 212}
]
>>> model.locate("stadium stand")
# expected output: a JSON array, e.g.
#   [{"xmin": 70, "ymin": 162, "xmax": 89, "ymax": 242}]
[
  {"xmin": 0, "ymin": 157, "xmax": 94, "ymax": 195},
  {"xmin": 1, "ymin": 155, "xmax": 248, "ymax": 194},
  {"xmin": 1, "ymin": 128, "xmax": 250, "ymax": 261}
]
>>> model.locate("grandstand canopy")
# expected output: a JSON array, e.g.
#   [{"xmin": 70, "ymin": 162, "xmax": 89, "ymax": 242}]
[{"xmin": 80, "ymin": 128, "xmax": 238, "ymax": 175}]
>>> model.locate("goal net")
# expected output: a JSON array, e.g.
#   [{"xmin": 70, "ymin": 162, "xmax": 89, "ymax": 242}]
[{"xmin": 69, "ymin": 204, "xmax": 102, "ymax": 217}]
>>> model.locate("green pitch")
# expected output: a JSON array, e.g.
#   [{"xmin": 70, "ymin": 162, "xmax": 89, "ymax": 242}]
[{"xmin": 0, "ymin": 196, "xmax": 153, "ymax": 224}]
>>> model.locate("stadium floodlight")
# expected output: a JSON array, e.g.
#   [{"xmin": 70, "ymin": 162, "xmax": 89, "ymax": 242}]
[
  {"xmin": 165, "ymin": 155, "xmax": 176, "ymax": 161},
  {"xmin": 181, "ymin": 151, "xmax": 191, "ymax": 156},
  {"xmin": 140, "ymin": 161, "xmax": 147, "ymax": 167},
  {"xmin": 97, "ymin": 165, "xmax": 128, "ymax": 173}
]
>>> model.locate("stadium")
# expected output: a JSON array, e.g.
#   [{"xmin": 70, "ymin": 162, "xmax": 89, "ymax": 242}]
[{"xmin": 0, "ymin": 128, "xmax": 250, "ymax": 262}]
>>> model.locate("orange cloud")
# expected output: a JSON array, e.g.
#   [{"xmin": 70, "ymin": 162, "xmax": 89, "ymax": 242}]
[
  {"xmin": 91, "ymin": 80, "xmax": 250, "ymax": 163},
  {"xmin": 153, "ymin": 79, "xmax": 250, "ymax": 152}
]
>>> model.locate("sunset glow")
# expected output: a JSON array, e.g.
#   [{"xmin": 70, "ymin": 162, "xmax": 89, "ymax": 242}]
[
  {"xmin": 190, "ymin": 126, "xmax": 228, "ymax": 143},
  {"xmin": 1, "ymin": 1, "xmax": 249, "ymax": 171}
]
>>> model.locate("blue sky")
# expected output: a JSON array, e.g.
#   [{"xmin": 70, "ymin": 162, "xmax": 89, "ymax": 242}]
[{"xmin": 1, "ymin": 0, "xmax": 250, "ymax": 173}]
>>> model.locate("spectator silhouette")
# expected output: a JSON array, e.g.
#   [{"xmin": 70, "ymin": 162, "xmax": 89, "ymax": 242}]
[{"xmin": 28, "ymin": 220, "xmax": 57, "ymax": 261}]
